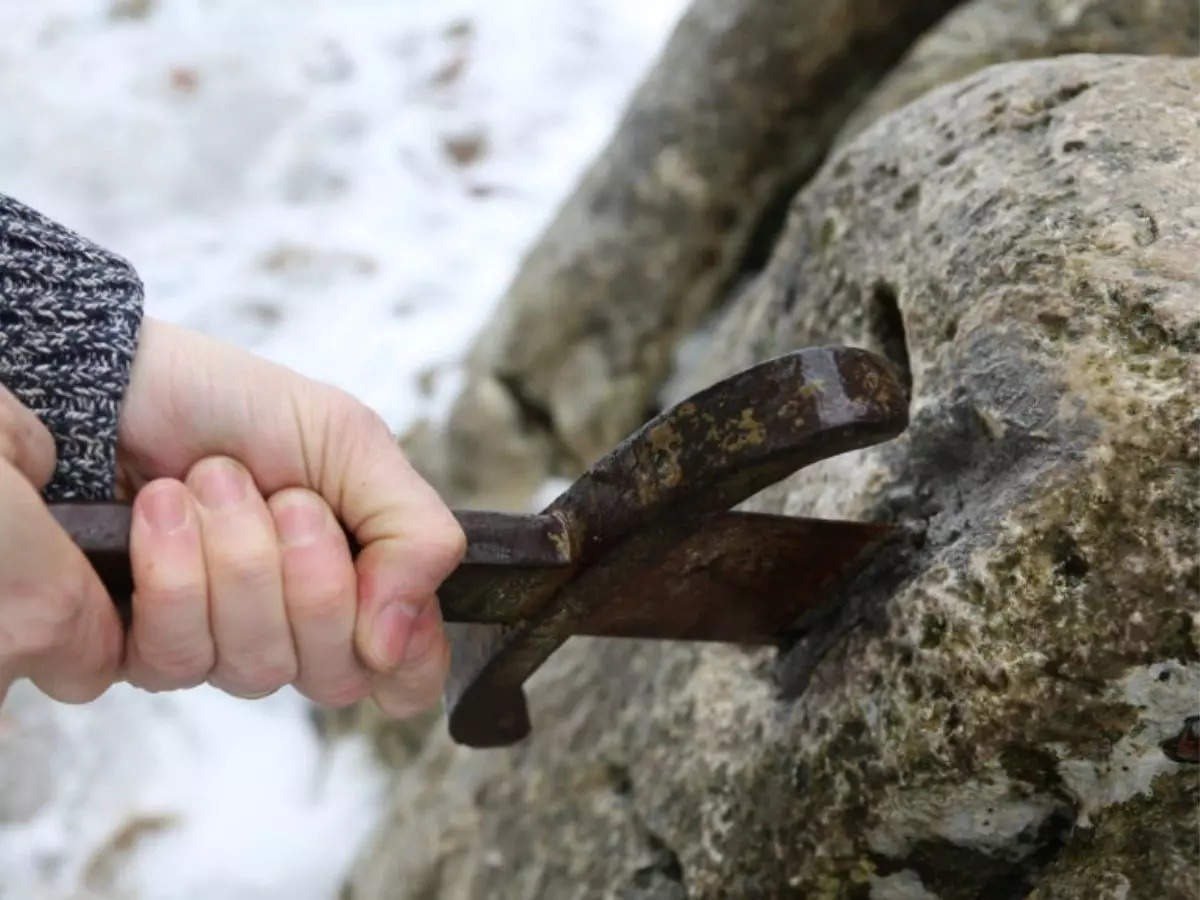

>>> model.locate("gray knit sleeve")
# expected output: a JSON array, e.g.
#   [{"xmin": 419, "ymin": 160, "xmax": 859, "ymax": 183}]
[{"xmin": 0, "ymin": 193, "xmax": 144, "ymax": 500}]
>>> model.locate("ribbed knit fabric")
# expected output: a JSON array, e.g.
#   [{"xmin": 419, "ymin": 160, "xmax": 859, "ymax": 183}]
[{"xmin": 0, "ymin": 193, "xmax": 143, "ymax": 500}]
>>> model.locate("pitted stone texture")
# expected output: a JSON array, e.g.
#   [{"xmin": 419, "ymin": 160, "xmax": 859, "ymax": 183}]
[
  {"xmin": 837, "ymin": 0, "xmax": 1199, "ymax": 145},
  {"xmin": 665, "ymin": 0, "xmax": 1198, "ymax": 409},
  {"xmin": 351, "ymin": 56, "xmax": 1199, "ymax": 899}
]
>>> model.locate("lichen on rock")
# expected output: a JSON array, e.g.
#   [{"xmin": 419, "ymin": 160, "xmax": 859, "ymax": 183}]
[{"xmin": 351, "ymin": 52, "xmax": 1199, "ymax": 900}]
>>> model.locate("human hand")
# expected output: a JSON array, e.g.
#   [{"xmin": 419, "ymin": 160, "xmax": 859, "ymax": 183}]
[
  {"xmin": 0, "ymin": 385, "xmax": 124, "ymax": 706},
  {"xmin": 113, "ymin": 318, "xmax": 465, "ymax": 715}
]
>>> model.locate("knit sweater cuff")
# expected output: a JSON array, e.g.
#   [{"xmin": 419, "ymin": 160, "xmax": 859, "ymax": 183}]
[{"xmin": 0, "ymin": 194, "xmax": 144, "ymax": 500}]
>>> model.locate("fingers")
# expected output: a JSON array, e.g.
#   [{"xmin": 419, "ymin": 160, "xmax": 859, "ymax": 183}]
[
  {"xmin": 115, "ymin": 321, "xmax": 463, "ymax": 717},
  {"xmin": 0, "ymin": 383, "xmax": 56, "ymax": 488},
  {"xmin": 320, "ymin": 403, "xmax": 464, "ymax": 676},
  {"xmin": 370, "ymin": 601, "xmax": 451, "ymax": 718},
  {"xmin": 268, "ymin": 488, "xmax": 369, "ymax": 708},
  {"xmin": 188, "ymin": 458, "xmax": 296, "ymax": 697},
  {"xmin": 125, "ymin": 458, "xmax": 299, "ymax": 697},
  {"xmin": 124, "ymin": 478, "xmax": 211, "ymax": 690},
  {"xmin": 126, "ymin": 463, "xmax": 372, "ymax": 707},
  {"xmin": 0, "ymin": 459, "xmax": 123, "ymax": 703}
]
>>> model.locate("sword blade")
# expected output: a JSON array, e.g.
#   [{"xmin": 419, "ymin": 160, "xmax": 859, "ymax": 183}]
[{"xmin": 567, "ymin": 513, "xmax": 889, "ymax": 643}]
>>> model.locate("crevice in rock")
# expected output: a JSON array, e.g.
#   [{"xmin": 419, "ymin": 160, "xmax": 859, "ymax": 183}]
[
  {"xmin": 1050, "ymin": 532, "xmax": 1090, "ymax": 583},
  {"xmin": 629, "ymin": 830, "xmax": 684, "ymax": 890},
  {"xmin": 605, "ymin": 762, "xmax": 687, "ymax": 898},
  {"xmin": 725, "ymin": 170, "xmax": 811, "ymax": 286},
  {"xmin": 867, "ymin": 281, "xmax": 913, "ymax": 396},
  {"xmin": 493, "ymin": 371, "xmax": 584, "ymax": 476},
  {"xmin": 495, "ymin": 373, "xmax": 556, "ymax": 435},
  {"xmin": 870, "ymin": 810, "xmax": 1075, "ymax": 900}
]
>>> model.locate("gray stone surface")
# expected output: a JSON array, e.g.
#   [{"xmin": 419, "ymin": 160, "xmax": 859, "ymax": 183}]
[
  {"xmin": 837, "ymin": 0, "xmax": 1200, "ymax": 144},
  {"xmin": 667, "ymin": 0, "xmax": 1200, "ymax": 407},
  {"xmin": 350, "ymin": 54, "xmax": 1200, "ymax": 899},
  {"xmin": 415, "ymin": 0, "xmax": 964, "ymax": 508}
]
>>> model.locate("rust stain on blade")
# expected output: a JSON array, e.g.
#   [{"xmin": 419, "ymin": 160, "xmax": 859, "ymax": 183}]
[{"xmin": 573, "ymin": 513, "xmax": 891, "ymax": 642}]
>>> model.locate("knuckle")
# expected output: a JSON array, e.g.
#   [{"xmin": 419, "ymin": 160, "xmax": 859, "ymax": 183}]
[
  {"xmin": 337, "ymin": 398, "xmax": 394, "ymax": 461},
  {"xmin": 47, "ymin": 674, "xmax": 109, "ymax": 704},
  {"xmin": 136, "ymin": 577, "xmax": 204, "ymax": 614},
  {"xmin": 324, "ymin": 387, "xmax": 379, "ymax": 436},
  {"xmin": 268, "ymin": 485, "xmax": 322, "ymax": 513},
  {"xmin": 137, "ymin": 641, "xmax": 214, "ymax": 689},
  {"xmin": 305, "ymin": 675, "xmax": 371, "ymax": 709},
  {"xmin": 287, "ymin": 579, "xmax": 350, "ymax": 624},
  {"xmin": 15, "ymin": 584, "xmax": 82, "ymax": 657},
  {"xmin": 422, "ymin": 522, "xmax": 467, "ymax": 576},
  {"xmin": 213, "ymin": 651, "xmax": 298, "ymax": 698},
  {"xmin": 219, "ymin": 547, "xmax": 280, "ymax": 592},
  {"xmin": 343, "ymin": 394, "xmax": 389, "ymax": 435},
  {"xmin": 372, "ymin": 642, "xmax": 450, "ymax": 719}
]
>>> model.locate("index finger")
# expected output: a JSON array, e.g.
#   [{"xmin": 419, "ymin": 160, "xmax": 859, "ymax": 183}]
[{"xmin": 327, "ymin": 403, "xmax": 464, "ymax": 674}]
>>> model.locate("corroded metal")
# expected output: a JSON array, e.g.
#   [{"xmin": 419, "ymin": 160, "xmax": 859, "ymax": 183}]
[
  {"xmin": 442, "ymin": 346, "xmax": 909, "ymax": 746},
  {"xmin": 51, "ymin": 502, "xmax": 136, "ymax": 627},
  {"xmin": 53, "ymin": 506, "xmax": 573, "ymax": 625},
  {"xmin": 52, "ymin": 346, "xmax": 908, "ymax": 749},
  {"xmin": 570, "ymin": 512, "xmax": 891, "ymax": 642}
]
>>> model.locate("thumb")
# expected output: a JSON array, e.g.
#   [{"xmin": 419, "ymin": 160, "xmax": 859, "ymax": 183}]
[
  {"xmin": 0, "ymin": 459, "xmax": 123, "ymax": 703},
  {"xmin": 0, "ymin": 385, "xmax": 121, "ymax": 704},
  {"xmin": 0, "ymin": 383, "xmax": 56, "ymax": 488}
]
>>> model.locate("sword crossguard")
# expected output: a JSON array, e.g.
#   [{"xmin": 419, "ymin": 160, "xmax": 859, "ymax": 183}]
[{"xmin": 442, "ymin": 346, "xmax": 908, "ymax": 746}]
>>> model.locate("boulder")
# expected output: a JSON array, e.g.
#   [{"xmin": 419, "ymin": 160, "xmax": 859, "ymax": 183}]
[
  {"xmin": 414, "ymin": 0, "xmax": 1198, "ymax": 514},
  {"xmin": 414, "ymin": 0, "xmax": 966, "ymax": 507},
  {"xmin": 350, "ymin": 54, "xmax": 1199, "ymax": 899}
]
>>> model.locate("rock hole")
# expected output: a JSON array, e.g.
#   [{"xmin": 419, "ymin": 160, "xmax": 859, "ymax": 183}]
[
  {"xmin": 867, "ymin": 282, "xmax": 913, "ymax": 396},
  {"xmin": 894, "ymin": 183, "xmax": 920, "ymax": 211},
  {"xmin": 782, "ymin": 283, "xmax": 800, "ymax": 313},
  {"xmin": 1061, "ymin": 140, "xmax": 1086, "ymax": 153},
  {"xmin": 606, "ymin": 762, "xmax": 633, "ymax": 796},
  {"xmin": 1055, "ymin": 82, "xmax": 1092, "ymax": 104},
  {"xmin": 631, "ymin": 830, "xmax": 685, "ymax": 890},
  {"xmin": 1052, "ymin": 533, "xmax": 1090, "ymax": 582}
]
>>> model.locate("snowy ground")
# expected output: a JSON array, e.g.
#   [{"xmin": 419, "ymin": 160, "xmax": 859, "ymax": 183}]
[{"xmin": 0, "ymin": 1, "xmax": 685, "ymax": 897}]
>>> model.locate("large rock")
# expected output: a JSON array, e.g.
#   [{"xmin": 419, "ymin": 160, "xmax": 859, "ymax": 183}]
[
  {"xmin": 416, "ymin": 0, "xmax": 964, "ymax": 507},
  {"xmin": 351, "ymin": 55, "xmax": 1199, "ymax": 899},
  {"xmin": 414, "ymin": 0, "xmax": 1198, "ymax": 513},
  {"xmin": 666, "ymin": 0, "xmax": 1199, "ymax": 405}
]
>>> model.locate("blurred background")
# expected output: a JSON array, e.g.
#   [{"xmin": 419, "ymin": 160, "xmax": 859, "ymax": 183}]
[{"xmin": 0, "ymin": 1, "xmax": 686, "ymax": 897}]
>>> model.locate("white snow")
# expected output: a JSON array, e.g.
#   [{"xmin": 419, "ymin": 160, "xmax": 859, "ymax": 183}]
[{"xmin": 0, "ymin": 1, "xmax": 686, "ymax": 897}]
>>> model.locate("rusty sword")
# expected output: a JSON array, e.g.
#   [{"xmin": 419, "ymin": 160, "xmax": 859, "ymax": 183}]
[{"xmin": 50, "ymin": 346, "xmax": 908, "ymax": 747}]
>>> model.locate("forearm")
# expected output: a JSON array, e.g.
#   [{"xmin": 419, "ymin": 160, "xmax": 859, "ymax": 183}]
[{"xmin": 0, "ymin": 193, "xmax": 143, "ymax": 500}]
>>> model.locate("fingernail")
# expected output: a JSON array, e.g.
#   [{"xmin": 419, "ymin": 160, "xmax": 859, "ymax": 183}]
[
  {"xmin": 274, "ymin": 494, "xmax": 326, "ymax": 547},
  {"xmin": 141, "ymin": 484, "xmax": 189, "ymax": 533},
  {"xmin": 193, "ymin": 459, "xmax": 247, "ymax": 510},
  {"xmin": 372, "ymin": 601, "xmax": 419, "ymax": 669}
]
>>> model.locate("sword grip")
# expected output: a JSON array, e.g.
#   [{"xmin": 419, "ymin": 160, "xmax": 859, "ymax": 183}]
[
  {"xmin": 49, "ymin": 502, "xmax": 136, "ymax": 625},
  {"xmin": 47, "ymin": 501, "xmax": 571, "ymax": 627}
]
